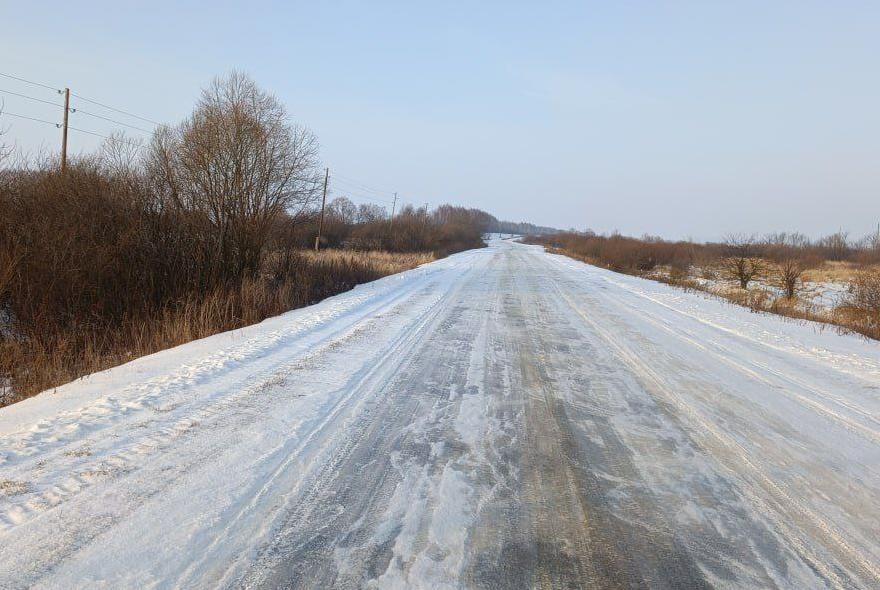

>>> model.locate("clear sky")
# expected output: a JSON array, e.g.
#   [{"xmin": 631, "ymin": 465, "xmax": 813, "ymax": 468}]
[{"xmin": 2, "ymin": 1, "xmax": 878, "ymax": 240}]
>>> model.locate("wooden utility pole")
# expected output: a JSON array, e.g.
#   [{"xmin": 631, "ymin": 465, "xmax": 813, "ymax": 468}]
[
  {"xmin": 314, "ymin": 167, "xmax": 330, "ymax": 251},
  {"xmin": 389, "ymin": 192, "xmax": 398, "ymax": 229},
  {"xmin": 383, "ymin": 192, "xmax": 398, "ymax": 246},
  {"xmin": 60, "ymin": 88, "xmax": 70, "ymax": 174}
]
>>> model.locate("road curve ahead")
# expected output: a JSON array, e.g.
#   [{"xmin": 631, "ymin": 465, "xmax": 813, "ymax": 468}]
[{"xmin": 1, "ymin": 240, "xmax": 879, "ymax": 589}]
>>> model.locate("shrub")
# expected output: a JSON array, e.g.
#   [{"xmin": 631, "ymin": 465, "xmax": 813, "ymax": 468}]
[
  {"xmin": 841, "ymin": 271, "xmax": 880, "ymax": 337},
  {"xmin": 0, "ymin": 72, "xmax": 495, "ymax": 405}
]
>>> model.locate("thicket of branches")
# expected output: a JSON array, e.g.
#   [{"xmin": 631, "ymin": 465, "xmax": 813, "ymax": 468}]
[
  {"xmin": 0, "ymin": 72, "xmax": 493, "ymax": 404},
  {"xmin": 295, "ymin": 197, "xmax": 492, "ymax": 256}
]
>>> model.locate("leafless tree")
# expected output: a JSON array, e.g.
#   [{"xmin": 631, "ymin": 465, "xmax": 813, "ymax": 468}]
[
  {"xmin": 98, "ymin": 132, "xmax": 145, "ymax": 196},
  {"xmin": 764, "ymin": 231, "xmax": 811, "ymax": 249},
  {"xmin": 819, "ymin": 231, "xmax": 849, "ymax": 261},
  {"xmin": 147, "ymin": 71, "xmax": 322, "ymax": 279},
  {"xmin": 0, "ymin": 103, "xmax": 17, "ymax": 297},
  {"xmin": 776, "ymin": 258, "xmax": 806, "ymax": 299},
  {"xmin": 328, "ymin": 196, "xmax": 357, "ymax": 224},
  {"xmin": 356, "ymin": 203, "xmax": 387, "ymax": 223},
  {"xmin": 722, "ymin": 234, "xmax": 764, "ymax": 289},
  {"xmin": 0, "ymin": 101, "xmax": 12, "ymax": 169}
]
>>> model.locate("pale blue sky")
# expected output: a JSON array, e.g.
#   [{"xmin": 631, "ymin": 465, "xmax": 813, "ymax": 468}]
[{"xmin": 2, "ymin": 1, "xmax": 879, "ymax": 239}]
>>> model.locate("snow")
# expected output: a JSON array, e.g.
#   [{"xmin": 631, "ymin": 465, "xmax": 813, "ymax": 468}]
[
  {"xmin": 1, "ymin": 240, "xmax": 879, "ymax": 588},
  {"xmin": 680, "ymin": 269, "xmax": 850, "ymax": 315}
]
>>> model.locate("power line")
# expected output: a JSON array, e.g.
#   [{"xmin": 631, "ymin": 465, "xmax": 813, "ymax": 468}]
[
  {"xmin": 0, "ymin": 88, "xmax": 63, "ymax": 108},
  {"xmin": 0, "ymin": 70, "xmax": 161, "ymax": 130},
  {"xmin": 72, "ymin": 107, "xmax": 153, "ymax": 133},
  {"xmin": 1, "ymin": 74, "xmax": 405, "ymax": 199},
  {"xmin": 0, "ymin": 111, "xmax": 60, "ymax": 127},
  {"xmin": 331, "ymin": 181, "xmax": 397, "ymax": 204},
  {"xmin": 70, "ymin": 92, "xmax": 163, "ymax": 126},
  {"xmin": 68, "ymin": 125, "xmax": 145, "ymax": 150},
  {"xmin": 0, "ymin": 71, "xmax": 60, "ymax": 93},
  {"xmin": 332, "ymin": 173, "xmax": 395, "ymax": 196},
  {"xmin": 329, "ymin": 190, "xmax": 394, "ymax": 207}
]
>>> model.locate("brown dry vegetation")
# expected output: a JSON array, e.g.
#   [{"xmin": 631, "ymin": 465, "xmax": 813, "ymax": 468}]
[
  {"xmin": 0, "ymin": 73, "xmax": 490, "ymax": 406},
  {"xmin": 528, "ymin": 231, "xmax": 880, "ymax": 341},
  {"xmin": 0, "ymin": 244, "xmax": 433, "ymax": 405}
]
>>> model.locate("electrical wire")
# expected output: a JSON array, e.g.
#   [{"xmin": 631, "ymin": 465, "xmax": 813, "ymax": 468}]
[
  {"xmin": 328, "ymin": 189, "xmax": 393, "ymax": 207},
  {"xmin": 68, "ymin": 125, "xmax": 145, "ymax": 149},
  {"xmin": 331, "ymin": 181, "xmax": 394, "ymax": 204},
  {"xmin": 70, "ymin": 92, "xmax": 163, "ymax": 126},
  {"xmin": 0, "ymin": 73, "xmax": 404, "ymax": 198},
  {"xmin": 72, "ymin": 107, "xmax": 153, "ymax": 133},
  {"xmin": 0, "ymin": 71, "xmax": 61, "ymax": 93},
  {"xmin": 0, "ymin": 88, "xmax": 62, "ymax": 108},
  {"xmin": 332, "ymin": 173, "xmax": 395, "ymax": 196},
  {"xmin": 0, "ymin": 71, "xmax": 162, "ymax": 128},
  {"xmin": 0, "ymin": 111, "xmax": 60, "ymax": 127}
]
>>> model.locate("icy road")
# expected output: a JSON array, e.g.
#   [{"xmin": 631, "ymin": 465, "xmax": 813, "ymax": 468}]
[{"xmin": 1, "ymin": 240, "xmax": 879, "ymax": 589}]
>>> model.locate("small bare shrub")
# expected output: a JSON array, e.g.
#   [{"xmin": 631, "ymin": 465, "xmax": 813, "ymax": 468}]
[
  {"xmin": 722, "ymin": 235, "xmax": 764, "ymax": 289},
  {"xmin": 841, "ymin": 271, "xmax": 880, "ymax": 336},
  {"xmin": 776, "ymin": 259, "xmax": 806, "ymax": 299}
]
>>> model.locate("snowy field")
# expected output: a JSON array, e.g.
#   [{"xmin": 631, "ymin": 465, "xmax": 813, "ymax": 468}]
[
  {"xmin": 1, "ymin": 240, "xmax": 879, "ymax": 588},
  {"xmin": 676, "ymin": 268, "xmax": 851, "ymax": 315}
]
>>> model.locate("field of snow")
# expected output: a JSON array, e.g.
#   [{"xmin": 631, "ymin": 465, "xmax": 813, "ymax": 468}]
[
  {"xmin": 681, "ymin": 269, "xmax": 850, "ymax": 315},
  {"xmin": 1, "ymin": 240, "xmax": 879, "ymax": 588}
]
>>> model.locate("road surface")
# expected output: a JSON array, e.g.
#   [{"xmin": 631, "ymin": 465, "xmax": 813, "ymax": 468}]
[{"xmin": 1, "ymin": 240, "xmax": 879, "ymax": 589}]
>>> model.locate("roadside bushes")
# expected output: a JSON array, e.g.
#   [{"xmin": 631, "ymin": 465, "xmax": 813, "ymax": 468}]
[
  {"xmin": 527, "ymin": 230, "xmax": 880, "ymax": 341},
  {"xmin": 0, "ymin": 245, "xmax": 433, "ymax": 403},
  {"xmin": 0, "ymin": 72, "xmax": 493, "ymax": 405},
  {"xmin": 839, "ymin": 270, "xmax": 880, "ymax": 339},
  {"xmin": 538, "ymin": 232, "xmax": 698, "ymax": 274},
  {"xmin": 310, "ymin": 201, "xmax": 492, "ymax": 256}
]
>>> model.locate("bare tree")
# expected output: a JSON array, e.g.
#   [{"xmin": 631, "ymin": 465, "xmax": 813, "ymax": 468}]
[
  {"xmin": 98, "ymin": 132, "xmax": 145, "ymax": 196},
  {"xmin": 0, "ymin": 103, "xmax": 17, "ymax": 298},
  {"xmin": 328, "ymin": 196, "xmax": 357, "ymax": 224},
  {"xmin": 148, "ymin": 71, "xmax": 321, "ymax": 279},
  {"xmin": 722, "ymin": 235, "xmax": 764, "ymax": 289},
  {"xmin": 0, "ymin": 101, "xmax": 12, "ymax": 169},
  {"xmin": 356, "ymin": 203, "xmax": 387, "ymax": 223},
  {"xmin": 776, "ymin": 258, "xmax": 806, "ymax": 299},
  {"xmin": 819, "ymin": 231, "xmax": 849, "ymax": 261}
]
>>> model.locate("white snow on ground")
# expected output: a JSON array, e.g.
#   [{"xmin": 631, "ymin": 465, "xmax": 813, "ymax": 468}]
[
  {"xmin": 0, "ymin": 240, "xmax": 879, "ymax": 588},
  {"xmin": 802, "ymin": 280, "xmax": 850, "ymax": 309},
  {"xmin": 683, "ymin": 271, "xmax": 850, "ymax": 315}
]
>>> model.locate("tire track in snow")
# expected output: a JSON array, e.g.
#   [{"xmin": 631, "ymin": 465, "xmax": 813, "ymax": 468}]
[
  {"xmin": 178, "ymin": 250, "xmax": 496, "ymax": 588},
  {"xmin": 548, "ymin": 277, "xmax": 880, "ymax": 589}
]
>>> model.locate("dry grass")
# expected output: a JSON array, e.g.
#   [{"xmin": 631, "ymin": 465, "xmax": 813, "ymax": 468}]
[
  {"xmin": 299, "ymin": 250, "xmax": 434, "ymax": 275},
  {"xmin": 0, "ymin": 249, "xmax": 431, "ymax": 406},
  {"xmin": 802, "ymin": 261, "xmax": 877, "ymax": 283}
]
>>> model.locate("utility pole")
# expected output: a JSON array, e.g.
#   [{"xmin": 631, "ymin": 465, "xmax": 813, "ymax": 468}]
[
  {"xmin": 388, "ymin": 192, "xmax": 398, "ymax": 230},
  {"xmin": 314, "ymin": 167, "xmax": 329, "ymax": 251},
  {"xmin": 60, "ymin": 88, "xmax": 70, "ymax": 174}
]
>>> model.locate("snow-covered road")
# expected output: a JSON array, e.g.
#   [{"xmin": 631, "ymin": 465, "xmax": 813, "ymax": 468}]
[{"xmin": 1, "ymin": 240, "xmax": 879, "ymax": 589}]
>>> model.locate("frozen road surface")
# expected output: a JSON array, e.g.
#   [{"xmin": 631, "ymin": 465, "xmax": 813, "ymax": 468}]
[{"xmin": 1, "ymin": 240, "xmax": 879, "ymax": 589}]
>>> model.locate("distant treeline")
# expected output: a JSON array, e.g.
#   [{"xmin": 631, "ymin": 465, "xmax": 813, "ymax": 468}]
[
  {"xmin": 532, "ymin": 230, "xmax": 880, "ymax": 274},
  {"xmin": 294, "ymin": 198, "xmax": 493, "ymax": 257},
  {"xmin": 489, "ymin": 219, "xmax": 559, "ymax": 236}
]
